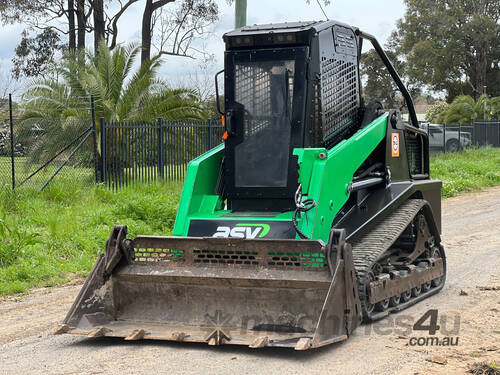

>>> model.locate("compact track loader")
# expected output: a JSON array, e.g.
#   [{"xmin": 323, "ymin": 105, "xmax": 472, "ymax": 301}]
[{"xmin": 56, "ymin": 21, "xmax": 446, "ymax": 350}]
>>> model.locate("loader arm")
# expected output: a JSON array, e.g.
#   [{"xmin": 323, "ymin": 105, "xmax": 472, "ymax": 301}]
[{"xmin": 295, "ymin": 114, "xmax": 388, "ymax": 241}]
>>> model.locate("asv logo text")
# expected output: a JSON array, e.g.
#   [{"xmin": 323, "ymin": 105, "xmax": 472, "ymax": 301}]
[{"xmin": 212, "ymin": 224, "xmax": 270, "ymax": 238}]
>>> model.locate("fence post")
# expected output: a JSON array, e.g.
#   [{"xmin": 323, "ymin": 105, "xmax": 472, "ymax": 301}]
[
  {"xmin": 497, "ymin": 120, "xmax": 500, "ymax": 148},
  {"xmin": 472, "ymin": 119, "xmax": 475, "ymax": 145},
  {"xmin": 158, "ymin": 118, "xmax": 164, "ymax": 180},
  {"xmin": 100, "ymin": 118, "xmax": 106, "ymax": 184},
  {"xmin": 8, "ymin": 94, "xmax": 15, "ymax": 190},
  {"xmin": 91, "ymin": 95, "xmax": 99, "ymax": 183},
  {"xmin": 458, "ymin": 124, "xmax": 461, "ymax": 150},
  {"xmin": 486, "ymin": 120, "xmax": 489, "ymax": 146},
  {"xmin": 443, "ymin": 124, "xmax": 446, "ymax": 152},
  {"xmin": 207, "ymin": 118, "xmax": 212, "ymax": 150}
]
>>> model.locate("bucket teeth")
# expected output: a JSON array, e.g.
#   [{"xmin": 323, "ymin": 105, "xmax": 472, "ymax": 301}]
[
  {"xmin": 87, "ymin": 327, "xmax": 109, "ymax": 338},
  {"xmin": 249, "ymin": 336, "xmax": 269, "ymax": 349},
  {"xmin": 51, "ymin": 324, "xmax": 70, "ymax": 335},
  {"xmin": 171, "ymin": 332, "xmax": 186, "ymax": 341},
  {"xmin": 125, "ymin": 329, "xmax": 146, "ymax": 341},
  {"xmin": 206, "ymin": 329, "xmax": 230, "ymax": 346},
  {"xmin": 295, "ymin": 337, "xmax": 312, "ymax": 351}
]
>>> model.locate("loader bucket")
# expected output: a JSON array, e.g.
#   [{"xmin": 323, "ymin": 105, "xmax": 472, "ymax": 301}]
[{"xmin": 58, "ymin": 226, "xmax": 361, "ymax": 350}]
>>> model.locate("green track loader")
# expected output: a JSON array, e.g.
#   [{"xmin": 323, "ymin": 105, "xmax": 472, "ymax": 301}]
[{"xmin": 56, "ymin": 21, "xmax": 446, "ymax": 350}]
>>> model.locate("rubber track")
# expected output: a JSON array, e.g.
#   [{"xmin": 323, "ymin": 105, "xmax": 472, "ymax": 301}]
[{"xmin": 351, "ymin": 199, "xmax": 427, "ymax": 321}]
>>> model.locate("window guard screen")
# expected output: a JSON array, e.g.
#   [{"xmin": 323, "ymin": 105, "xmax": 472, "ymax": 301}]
[{"xmin": 233, "ymin": 59, "xmax": 295, "ymax": 188}]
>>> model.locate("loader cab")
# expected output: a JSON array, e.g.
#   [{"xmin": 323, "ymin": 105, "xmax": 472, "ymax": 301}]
[{"xmin": 221, "ymin": 21, "xmax": 363, "ymax": 212}]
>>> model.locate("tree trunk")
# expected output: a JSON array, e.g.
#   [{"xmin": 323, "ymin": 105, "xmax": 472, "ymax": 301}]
[
  {"xmin": 76, "ymin": 0, "xmax": 85, "ymax": 50},
  {"xmin": 93, "ymin": 0, "xmax": 105, "ymax": 54},
  {"xmin": 68, "ymin": 0, "xmax": 76, "ymax": 51},
  {"xmin": 141, "ymin": 0, "xmax": 176, "ymax": 63},
  {"xmin": 472, "ymin": 44, "xmax": 487, "ymax": 101},
  {"xmin": 478, "ymin": 48, "xmax": 487, "ymax": 101},
  {"xmin": 141, "ymin": 0, "xmax": 154, "ymax": 63}
]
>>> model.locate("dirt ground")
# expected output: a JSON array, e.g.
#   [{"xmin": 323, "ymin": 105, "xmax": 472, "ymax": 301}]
[{"xmin": 1, "ymin": 187, "xmax": 499, "ymax": 375}]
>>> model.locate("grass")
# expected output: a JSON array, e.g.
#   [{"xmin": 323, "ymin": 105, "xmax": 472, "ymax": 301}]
[
  {"xmin": 0, "ymin": 156, "xmax": 189, "ymax": 190},
  {"xmin": 0, "ymin": 181, "xmax": 182, "ymax": 295},
  {"xmin": 0, "ymin": 156, "xmax": 95, "ymax": 189},
  {"xmin": 0, "ymin": 146, "xmax": 499, "ymax": 296},
  {"xmin": 430, "ymin": 146, "xmax": 500, "ymax": 198}
]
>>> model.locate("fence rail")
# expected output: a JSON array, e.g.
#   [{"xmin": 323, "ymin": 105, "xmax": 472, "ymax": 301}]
[{"xmin": 100, "ymin": 118, "xmax": 224, "ymax": 189}]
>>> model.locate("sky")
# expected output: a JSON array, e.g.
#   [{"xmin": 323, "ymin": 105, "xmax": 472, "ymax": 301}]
[{"xmin": 0, "ymin": 0, "xmax": 406, "ymax": 94}]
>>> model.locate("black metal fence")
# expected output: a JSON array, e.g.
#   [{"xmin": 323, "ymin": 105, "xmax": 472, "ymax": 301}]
[
  {"xmin": 100, "ymin": 118, "xmax": 224, "ymax": 189},
  {"xmin": 1, "ymin": 91, "xmax": 499, "ymax": 192},
  {"xmin": 99, "ymin": 119, "xmax": 498, "ymax": 189},
  {"xmin": 1, "ymin": 93, "xmax": 224, "ymax": 191},
  {"xmin": 470, "ymin": 120, "xmax": 500, "ymax": 147}
]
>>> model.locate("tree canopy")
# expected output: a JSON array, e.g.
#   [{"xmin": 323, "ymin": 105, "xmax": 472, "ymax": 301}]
[
  {"xmin": 12, "ymin": 29, "xmax": 62, "ymax": 79},
  {"xmin": 393, "ymin": 0, "xmax": 500, "ymax": 100},
  {"xmin": 0, "ymin": 0, "xmax": 220, "ymax": 78},
  {"xmin": 426, "ymin": 95, "xmax": 500, "ymax": 123},
  {"xmin": 21, "ymin": 42, "xmax": 205, "ymax": 122}
]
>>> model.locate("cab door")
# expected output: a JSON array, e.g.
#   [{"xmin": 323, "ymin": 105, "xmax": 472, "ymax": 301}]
[{"xmin": 223, "ymin": 47, "xmax": 308, "ymax": 211}]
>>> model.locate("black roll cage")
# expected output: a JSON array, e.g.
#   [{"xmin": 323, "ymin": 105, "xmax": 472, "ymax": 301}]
[{"xmin": 356, "ymin": 29, "xmax": 419, "ymax": 129}]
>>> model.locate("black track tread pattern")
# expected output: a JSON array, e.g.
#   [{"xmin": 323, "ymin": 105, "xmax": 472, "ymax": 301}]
[{"xmin": 351, "ymin": 199, "xmax": 427, "ymax": 321}]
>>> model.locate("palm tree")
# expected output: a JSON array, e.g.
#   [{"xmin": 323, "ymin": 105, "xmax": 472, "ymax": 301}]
[
  {"xmin": 442, "ymin": 95, "xmax": 478, "ymax": 124},
  {"xmin": 442, "ymin": 95, "xmax": 500, "ymax": 124},
  {"xmin": 23, "ymin": 41, "xmax": 204, "ymax": 122},
  {"xmin": 17, "ymin": 42, "xmax": 205, "ymax": 170}
]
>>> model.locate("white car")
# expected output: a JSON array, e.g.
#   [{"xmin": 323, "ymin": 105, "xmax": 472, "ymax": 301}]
[{"xmin": 420, "ymin": 123, "xmax": 471, "ymax": 152}]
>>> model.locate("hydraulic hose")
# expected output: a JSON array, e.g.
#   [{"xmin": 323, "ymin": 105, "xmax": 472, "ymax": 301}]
[{"xmin": 292, "ymin": 184, "xmax": 317, "ymax": 240}]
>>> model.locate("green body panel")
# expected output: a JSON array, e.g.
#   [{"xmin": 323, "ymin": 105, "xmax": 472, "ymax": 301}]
[
  {"xmin": 172, "ymin": 115, "xmax": 388, "ymax": 241},
  {"xmin": 296, "ymin": 115, "xmax": 388, "ymax": 242},
  {"xmin": 172, "ymin": 144, "xmax": 225, "ymax": 236}
]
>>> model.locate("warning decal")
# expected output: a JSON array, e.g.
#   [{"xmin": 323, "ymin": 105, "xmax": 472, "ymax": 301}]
[{"xmin": 391, "ymin": 133, "xmax": 400, "ymax": 157}]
